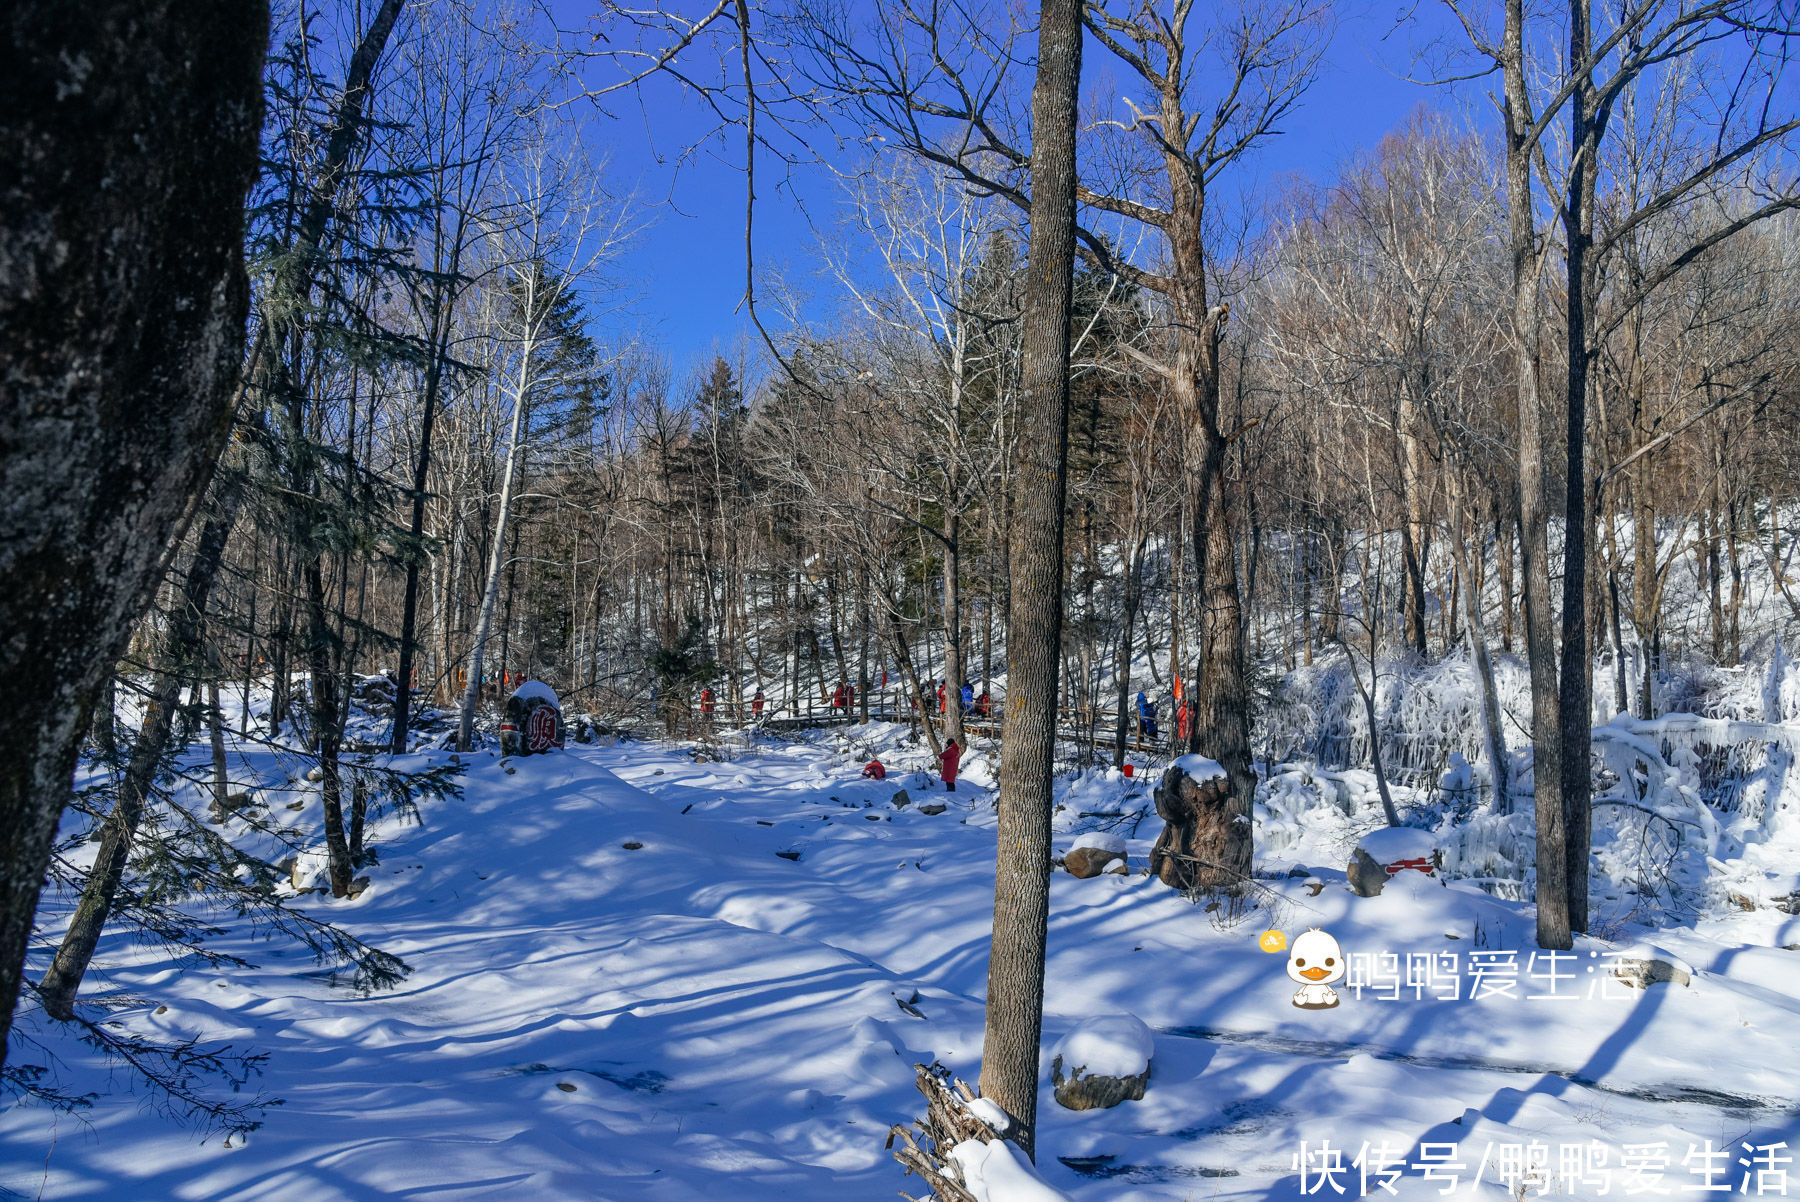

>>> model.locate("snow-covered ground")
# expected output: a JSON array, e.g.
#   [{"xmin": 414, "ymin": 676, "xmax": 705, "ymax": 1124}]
[{"xmin": 7, "ymin": 722, "xmax": 1800, "ymax": 1200}]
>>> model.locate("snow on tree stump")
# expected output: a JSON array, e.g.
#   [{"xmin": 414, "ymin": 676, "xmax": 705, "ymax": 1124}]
[
  {"xmin": 1149, "ymin": 755, "xmax": 1239, "ymax": 891},
  {"xmin": 1050, "ymin": 1015, "xmax": 1154, "ymax": 1111},
  {"xmin": 500, "ymin": 681, "xmax": 563, "ymax": 757},
  {"xmin": 1348, "ymin": 827, "xmax": 1441, "ymax": 898}
]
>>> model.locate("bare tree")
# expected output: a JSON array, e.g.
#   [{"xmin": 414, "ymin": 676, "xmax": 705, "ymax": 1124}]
[
  {"xmin": 458, "ymin": 136, "xmax": 634, "ymax": 750},
  {"xmin": 1440, "ymin": 0, "xmax": 1800, "ymax": 944}
]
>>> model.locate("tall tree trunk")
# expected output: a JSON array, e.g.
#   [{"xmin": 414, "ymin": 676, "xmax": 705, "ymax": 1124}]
[
  {"xmin": 1557, "ymin": 0, "xmax": 1598, "ymax": 938},
  {"xmin": 857, "ymin": 569, "xmax": 871, "ymax": 723},
  {"xmin": 1452, "ymin": 477, "xmax": 1511, "ymax": 811},
  {"xmin": 943, "ymin": 510, "xmax": 966, "ymax": 746},
  {"xmin": 1632, "ymin": 467, "xmax": 1657, "ymax": 719},
  {"xmin": 1496, "ymin": 505, "xmax": 1516, "ymax": 651},
  {"xmin": 0, "ymin": 0, "xmax": 265, "ymax": 1066},
  {"xmin": 391, "ymin": 301, "xmax": 453, "ymax": 752},
  {"xmin": 37, "ymin": 476, "xmax": 248, "ymax": 1020},
  {"xmin": 1397, "ymin": 407, "xmax": 1432, "ymax": 657},
  {"xmin": 1184, "ymin": 331, "xmax": 1254, "ymax": 887},
  {"xmin": 90, "ymin": 674, "xmax": 118, "ymax": 763},
  {"xmin": 1113, "ymin": 533, "xmax": 1147, "ymax": 767},
  {"xmin": 888, "ymin": 610, "xmax": 942, "ymax": 756},
  {"xmin": 304, "ymin": 556, "xmax": 355, "ymax": 898},
  {"xmin": 459, "ymin": 327, "xmax": 535, "ymax": 751},
  {"xmin": 1498, "ymin": 0, "xmax": 1570, "ymax": 949},
  {"xmin": 979, "ymin": 0, "xmax": 1080, "ymax": 1159},
  {"xmin": 206, "ymin": 678, "xmax": 230, "ymax": 817}
]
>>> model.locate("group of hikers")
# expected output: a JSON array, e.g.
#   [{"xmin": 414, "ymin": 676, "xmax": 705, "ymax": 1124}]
[
  {"xmin": 1132, "ymin": 685, "xmax": 1192, "ymax": 744},
  {"xmin": 913, "ymin": 679, "xmax": 992, "ymax": 720},
  {"xmin": 690, "ymin": 678, "xmax": 1184, "ymax": 751},
  {"xmin": 677, "ymin": 673, "xmax": 1182, "ymax": 796}
]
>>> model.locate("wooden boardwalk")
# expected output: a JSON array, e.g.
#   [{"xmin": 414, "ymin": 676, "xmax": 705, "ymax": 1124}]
[{"xmin": 709, "ymin": 692, "xmax": 1175, "ymax": 758}]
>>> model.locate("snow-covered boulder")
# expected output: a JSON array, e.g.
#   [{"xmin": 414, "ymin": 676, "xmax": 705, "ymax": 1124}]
[
  {"xmin": 1349, "ymin": 826, "xmax": 1441, "ymax": 897},
  {"xmin": 501, "ymin": 680, "xmax": 562, "ymax": 756},
  {"xmin": 1064, "ymin": 831, "xmax": 1127, "ymax": 878},
  {"xmin": 1050, "ymin": 1014, "xmax": 1153, "ymax": 1111},
  {"xmin": 1610, "ymin": 944, "xmax": 1693, "ymax": 989}
]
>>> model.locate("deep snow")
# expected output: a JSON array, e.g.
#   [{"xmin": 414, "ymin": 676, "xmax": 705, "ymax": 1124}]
[{"xmin": 6, "ymin": 721, "xmax": 1800, "ymax": 1200}]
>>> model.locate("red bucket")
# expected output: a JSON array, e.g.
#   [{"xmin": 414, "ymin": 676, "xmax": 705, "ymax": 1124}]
[{"xmin": 1122, "ymin": 764, "xmax": 1135, "ymax": 778}]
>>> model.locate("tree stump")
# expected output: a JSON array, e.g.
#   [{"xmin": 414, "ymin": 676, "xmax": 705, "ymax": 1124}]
[{"xmin": 1149, "ymin": 758, "xmax": 1245, "ymax": 892}]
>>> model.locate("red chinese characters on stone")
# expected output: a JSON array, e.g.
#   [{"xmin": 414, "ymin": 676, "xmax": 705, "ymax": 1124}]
[{"xmin": 526, "ymin": 705, "xmax": 559, "ymax": 752}]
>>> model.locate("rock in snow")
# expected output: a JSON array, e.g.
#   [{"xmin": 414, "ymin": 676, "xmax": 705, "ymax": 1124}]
[
  {"xmin": 1063, "ymin": 833, "xmax": 1128, "ymax": 878},
  {"xmin": 1063, "ymin": 846, "xmax": 1119, "ymax": 878},
  {"xmin": 948, "ymin": 1138, "xmax": 1073, "ymax": 1202},
  {"xmin": 1356, "ymin": 826, "xmax": 1439, "ymax": 864},
  {"xmin": 1350, "ymin": 826, "xmax": 1441, "ymax": 896},
  {"xmin": 1069, "ymin": 831, "xmax": 1127, "ymax": 856},
  {"xmin": 1610, "ymin": 943, "xmax": 1694, "ymax": 989},
  {"xmin": 1050, "ymin": 1014, "xmax": 1153, "ymax": 1110},
  {"xmin": 1347, "ymin": 846, "xmax": 1388, "ymax": 897}
]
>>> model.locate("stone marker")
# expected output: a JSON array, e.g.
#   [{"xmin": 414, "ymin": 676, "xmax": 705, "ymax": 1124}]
[{"xmin": 501, "ymin": 680, "xmax": 563, "ymax": 756}]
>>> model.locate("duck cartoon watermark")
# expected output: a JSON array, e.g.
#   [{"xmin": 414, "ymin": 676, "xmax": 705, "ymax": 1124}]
[{"xmin": 1262, "ymin": 926, "xmax": 1347, "ymax": 1010}]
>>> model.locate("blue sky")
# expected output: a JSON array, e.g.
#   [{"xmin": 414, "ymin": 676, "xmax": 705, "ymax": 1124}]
[{"xmin": 579, "ymin": 2, "xmax": 1480, "ymax": 374}]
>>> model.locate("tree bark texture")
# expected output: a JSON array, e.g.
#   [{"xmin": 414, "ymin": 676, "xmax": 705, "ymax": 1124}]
[
  {"xmin": 979, "ymin": 0, "xmax": 1081, "ymax": 1162},
  {"xmin": 1181, "ymin": 308, "xmax": 1256, "ymax": 884},
  {"xmin": 1557, "ymin": 0, "xmax": 1598, "ymax": 937},
  {"xmin": 0, "ymin": 0, "xmax": 267, "ymax": 1061}
]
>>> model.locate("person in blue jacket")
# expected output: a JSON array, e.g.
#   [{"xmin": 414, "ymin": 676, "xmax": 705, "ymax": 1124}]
[
  {"xmin": 1136, "ymin": 690, "xmax": 1159, "ymax": 739},
  {"xmin": 961, "ymin": 681, "xmax": 974, "ymax": 714}
]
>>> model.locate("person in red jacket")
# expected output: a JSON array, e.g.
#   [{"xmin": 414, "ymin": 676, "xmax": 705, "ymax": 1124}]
[
  {"xmin": 1176, "ymin": 697, "xmax": 1191, "ymax": 744},
  {"xmin": 832, "ymin": 681, "xmax": 848, "ymax": 711},
  {"xmin": 937, "ymin": 682, "xmax": 947, "ymax": 714},
  {"xmin": 976, "ymin": 691, "xmax": 991, "ymax": 718},
  {"xmin": 752, "ymin": 688, "xmax": 765, "ymax": 719},
  {"xmin": 700, "ymin": 686, "xmax": 715, "ymax": 716},
  {"xmin": 939, "ymin": 738, "xmax": 960, "ymax": 793},
  {"xmin": 862, "ymin": 758, "xmax": 886, "ymax": 779}
]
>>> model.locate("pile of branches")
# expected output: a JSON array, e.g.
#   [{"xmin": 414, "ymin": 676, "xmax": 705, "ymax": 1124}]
[{"xmin": 886, "ymin": 1063, "xmax": 1009, "ymax": 1202}]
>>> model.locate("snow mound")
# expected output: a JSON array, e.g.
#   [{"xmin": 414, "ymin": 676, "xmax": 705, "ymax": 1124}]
[
  {"xmin": 963, "ymin": 1096, "xmax": 1012, "ymax": 1134},
  {"xmin": 948, "ymin": 1139, "xmax": 1073, "ymax": 1202},
  {"xmin": 1068, "ymin": 831, "xmax": 1126, "ymax": 856},
  {"xmin": 1612, "ymin": 942, "xmax": 1696, "ymax": 976},
  {"xmin": 1171, "ymin": 754, "xmax": 1226, "ymax": 782},
  {"xmin": 508, "ymin": 679, "xmax": 559, "ymax": 705},
  {"xmin": 1049, "ymin": 1014, "xmax": 1154, "ymax": 1080},
  {"xmin": 1357, "ymin": 826, "xmax": 1437, "ymax": 862}
]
